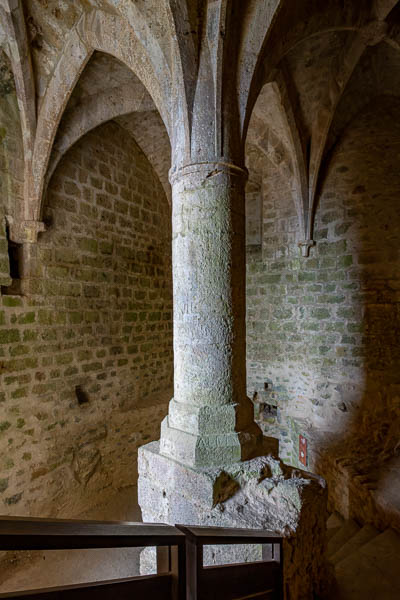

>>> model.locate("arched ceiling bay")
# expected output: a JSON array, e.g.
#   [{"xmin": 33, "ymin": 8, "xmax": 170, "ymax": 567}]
[
  {"xmin": 50, "ymin": 51, "xmax": 171, "ymax": 202},
  {"xmin": 245, "ymin": 0, "xmax": 400, "ymax": 254}
]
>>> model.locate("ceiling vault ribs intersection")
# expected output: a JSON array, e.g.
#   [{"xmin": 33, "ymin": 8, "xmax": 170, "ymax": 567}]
[{"xmin": 0, "ymin": 0, "xmax": 399, "ymax": 255}]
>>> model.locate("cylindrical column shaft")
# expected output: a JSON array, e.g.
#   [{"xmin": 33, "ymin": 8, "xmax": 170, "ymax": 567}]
[{"xmin": 160, "ymin": 162, "xmax": 261, "ymax": 466}]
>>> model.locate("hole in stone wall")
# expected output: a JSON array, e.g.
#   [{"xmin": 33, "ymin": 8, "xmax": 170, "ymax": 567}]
[
  {"xmin": 1, "ymin": 224, "xmax": 23, "ymax": 295},
  {"xmin": 75, "ymin": 386, "xmax": 89, "ymax": 406},
  {"xmin": 262, "ymin": 404, "xmax": 278, "ymax": 418}
]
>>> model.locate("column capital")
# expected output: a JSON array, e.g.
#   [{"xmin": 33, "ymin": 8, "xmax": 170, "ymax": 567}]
[{"xmin": 169, "ymin": 160, "xmax": 248, "ymax": 186}]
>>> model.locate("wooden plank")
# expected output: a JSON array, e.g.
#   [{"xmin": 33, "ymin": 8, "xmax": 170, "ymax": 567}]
[
  {"xmin": 0, "ymin": 574, "xmax": 172, "ymax": 600},
  {"xmin": 199, "ymin": 561, "xmax": 280, "ymax": 600},
  {"xmin": 157, "ymin": 545, "xmax": 171, "ymax": 573},
  {"xmin": 170, "ymin": 543, "xmax": 186, "ymax": 600},
  {"xmin": 177, "ymin": 525, "xmax": 282, "ymax": 546},
  {"xmin": 185, "ymin": 535, "xmax": 203, "ymax": 600},
  {"xmin": 0, "ymin": 518, "xmax": 185, "ymax": 551}
]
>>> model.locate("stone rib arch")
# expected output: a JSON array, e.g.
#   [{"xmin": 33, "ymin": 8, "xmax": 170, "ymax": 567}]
[
  {"xmin": 246, "ymin": 80, "xmax": 308, "ymax": 254},
  {"xmin": 237, "ymin": 0, "xmax": 284, "ymax": 139},
  {"xmin": 29, "ymin": 22, "xmax": 91, "ymax": 226},
  {"xmin": 242, "ymin": 1, "xmax": 398, "ymax": 257},
  {"xmin": 0, "ymin": 1, "xmax": 36, "ymax": 224},
  {"xmin": 273, "ymin": 73, "xmax": 309, "ymax": 251},
  {"xmin": 28, "ymin": 9, "xmax": 173, "ymax": 234},
  {"xmin": 306, "ymin": 18, "xmax": 395, "ymax": 249},
  {"xmin": 240, "ymin": 1, "xmax": 395, "ymax": 153},
  {"xmin": 45, "ymin": 83, "xmax": 170, "ymax": 202},
  {"xmin": 82, "ymin": 10, "xmax": 170, "ymax": 129},
  {"xmin": 164, "ymin": 0, "xmax": 198, "ymax": 163}
]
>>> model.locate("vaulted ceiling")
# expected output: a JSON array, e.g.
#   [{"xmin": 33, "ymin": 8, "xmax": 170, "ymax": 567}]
[{"xmin": 1, "ymin": 0, "xmax": 399, "ymax": 247}]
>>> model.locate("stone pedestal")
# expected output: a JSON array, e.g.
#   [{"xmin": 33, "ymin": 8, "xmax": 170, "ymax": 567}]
[{"xmin": 138, "ymin": 440, "xmax": 327, "ymax": 600}]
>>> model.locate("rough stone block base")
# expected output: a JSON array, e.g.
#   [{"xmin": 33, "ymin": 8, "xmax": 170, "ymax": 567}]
[{"xmin": 138, "ymin": 441, "xmax": 328, "ymax": 600}]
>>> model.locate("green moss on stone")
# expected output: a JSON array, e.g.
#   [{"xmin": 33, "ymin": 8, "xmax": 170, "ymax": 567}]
[
  {"xmin": 0, "ymin": 329, "xmax": 20, "ymax": 344},
  {"xmin": 5, "ymin": 492, "xmax": 23, "ymax": 505},
  {"xmin": 2, "ymin": 296, "xmax": 23, "ymax": 307},
  {"xmin": 0, "ymin": 421, "xmax": 11, "ymax": 433}
]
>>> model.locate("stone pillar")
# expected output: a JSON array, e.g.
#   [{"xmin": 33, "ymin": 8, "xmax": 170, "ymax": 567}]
[
  {"xmin": 138, "ymin": 160, "xmax": 328, "ymax": 598},
  {"xmin": 159, "ymin": 161, "xmax": 262, "ymax": 467}
]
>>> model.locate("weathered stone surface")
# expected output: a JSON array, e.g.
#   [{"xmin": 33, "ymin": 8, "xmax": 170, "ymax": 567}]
[
  {"xmin": 139, "ymin": 441, "xmax": 327, "ymax": 600},
  {"xmin": 246, "ymin": 95, "xmax": 400, "ymax": 532},
  {"xmin": 1, "ymin": 1, "xmax": 400, "ymax": 596},
  {"xmin": 160, "ymin": 163, "xmax": 262, "ymax": 467}
]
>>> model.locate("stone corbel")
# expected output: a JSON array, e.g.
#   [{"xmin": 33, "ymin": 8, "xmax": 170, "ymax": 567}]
[
  {"xmin": 6, "ymin": 216, "xmax": 45, "ymax": 243},
  {"xmin": 298, "ymin": 239, "xmax": 315, "ymax": 258}
]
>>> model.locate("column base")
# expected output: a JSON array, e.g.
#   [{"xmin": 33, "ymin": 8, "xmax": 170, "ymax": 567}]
[
  {"xmin": 159, "ymin": 396, "xmax": 263, "ymax": 468},
  {"xmin": 160, "ymin": 414, "xmax": 263, "ymax": 467},
  {"xmin": 138, "ymin": 440, "xmax": 328, "ymax": 599}
]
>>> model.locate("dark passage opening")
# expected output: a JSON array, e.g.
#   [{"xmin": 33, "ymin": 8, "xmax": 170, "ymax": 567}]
[{"xmin": 1, "ymin": 224, "xmax": 23, "ymax": 295}]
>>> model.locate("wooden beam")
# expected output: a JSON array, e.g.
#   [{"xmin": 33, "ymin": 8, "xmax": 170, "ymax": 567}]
[
  {"xmin": 0, "ymin": 574, "xmax": 172, "ymax": 600},
  {"xmin": 0, "ymin": 517, "xmax": 185, "ymax": 551}
]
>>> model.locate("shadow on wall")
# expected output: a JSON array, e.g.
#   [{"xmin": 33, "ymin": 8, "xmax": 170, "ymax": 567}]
[{"xmin": 315, "ymin": 96, "xmax": 400, "ymax": 531}]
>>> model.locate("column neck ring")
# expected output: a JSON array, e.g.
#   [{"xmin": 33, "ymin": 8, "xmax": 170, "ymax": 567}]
[{"xmin": 169, "ymin": 160, "xmax": 248, "ymax": 186}]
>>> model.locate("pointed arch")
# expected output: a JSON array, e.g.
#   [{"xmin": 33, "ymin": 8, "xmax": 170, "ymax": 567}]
[
  {"xmin": 45, "ymin": 83, "xmax": 156, "ymax": 190},
  {"xmin": 29, "ymin": 21, "xmax": 91, "ymax": 222},
  {"xmin": 0, "ymin": 0, "xmax": 37, "ymax": 238},
  {"xmin": 29, "ymin": 9, "xmax": 174, "ymax": 226}
]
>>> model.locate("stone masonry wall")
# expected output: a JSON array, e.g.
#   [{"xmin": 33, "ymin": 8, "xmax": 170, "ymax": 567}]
[
  {"xmin": 0, "ymin": 120, "xmax": 172, "ymax": 518},
  {"xmin": 246, "ymin": 97, "xmax": 400, "ymax": 528}
]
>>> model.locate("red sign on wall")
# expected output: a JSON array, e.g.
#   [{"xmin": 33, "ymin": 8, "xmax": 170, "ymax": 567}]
[{"xmin": 299, "ymin": 435, "xmax": 307, "ymax": 467}]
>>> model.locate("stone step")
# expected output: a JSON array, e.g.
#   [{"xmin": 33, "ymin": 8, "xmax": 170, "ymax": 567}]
[
  {"xmin": 327, "ymin": 519, "xmax": 360, "ymax": 559},
  {"xmin": 331, "ymin": 524, "xmax": 379, "ymax": 565},
  {"xmin": 326, "ymin": 512, "xmax": 345, "ymax": 543},
  {"xmin": 327, "ymin": 512, "xmax": 345, "ymax": 530},
  {"xmin": 327, "ymin": 525, "xmax": 341, "ymax": 543},
  {"xmin": 334, "ymin": 529, "xmax": 400, "ymax": 600}
]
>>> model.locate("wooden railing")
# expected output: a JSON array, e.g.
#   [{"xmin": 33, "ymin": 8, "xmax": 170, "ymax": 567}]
[
  {"xmin": 0, "ymin": 516, "xmax": 185, "ymax": 600},
  {"xmin": 177, "ymin": 525, "xmax": 283, "ymax": 600},
  {"xmin": 0, "ymin": 518, "xmax": 283, "ymax": 600}
]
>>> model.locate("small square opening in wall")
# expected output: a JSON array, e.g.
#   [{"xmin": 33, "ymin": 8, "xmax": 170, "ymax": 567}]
[
  {"xmin": 262, "ymin": 404, "xmax": 278, "ymax": 418},
  {"xmin": 1, "ymin": 224, "xmax": 23, "ymax": 295},
  {"xmin": 75, "ymin": 385, "xmax": 89, "ymax": 406}
]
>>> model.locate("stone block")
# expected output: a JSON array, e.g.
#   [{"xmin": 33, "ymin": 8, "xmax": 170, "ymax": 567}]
[
  {"xmin": 138, "ymin": 441, "xmax": 327, "ymax": 599},
  {"xmin": 160, "ymin": 415, "xmax": 262, "ymax": 467}
]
